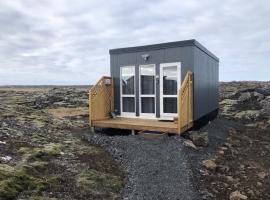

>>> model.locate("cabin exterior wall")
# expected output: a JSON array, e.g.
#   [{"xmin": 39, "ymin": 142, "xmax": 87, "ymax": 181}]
[
  {"xmin": 110, "ymin": 46, "xmax": 194, "ymax": 118},
  {"xmin": 193, "ymin": 45, "xmax": 219, "ymax": 121}
]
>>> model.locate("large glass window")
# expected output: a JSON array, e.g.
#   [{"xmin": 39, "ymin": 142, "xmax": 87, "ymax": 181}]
[
  {"xmin": 122, "ymin": 97, "xmax": 135, "ymax": 112},
  {"xmin": 141, "ymin": 97, "xmax": 155, "ymax": 113},
  {"xmin": 121, "ymin": 67, "xmax": 135, "ymax": 95},
  {"xmin": 163, "ymin": 98, "xmax": 177, "ymax": 113},
  {"xmin": 140, "ymin": 66, "xmax": 155, "ymax": 95},
  {"xmin": 160, "ymin": 63, "xmax": 180, "ymax": 119},
  {"xmin": 140, "ymin": 65, "xmax": 156, "ymax": 116},
  {"xmin": 121, "ymin": 66, "xmax": 135, "ymax": 115},
  {"xmin": 163, "ymin": 66, "xmax": 177, "ymax": 95}
]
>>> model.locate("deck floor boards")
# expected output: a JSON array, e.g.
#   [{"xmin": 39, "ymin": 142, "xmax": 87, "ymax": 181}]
[{"xmin": 92, "ymin": 117, "xmax": 178, "ymax": 134}]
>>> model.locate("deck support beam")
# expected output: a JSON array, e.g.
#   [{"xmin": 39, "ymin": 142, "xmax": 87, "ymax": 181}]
[{"xmin": 90, "ymin": 127, "xmax": 95, "ymax": 133}]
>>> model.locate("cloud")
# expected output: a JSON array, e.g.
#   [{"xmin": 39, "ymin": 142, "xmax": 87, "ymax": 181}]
[{"xmin": 0, "ymin": 0, "xmax": 269, "ymax": 85}]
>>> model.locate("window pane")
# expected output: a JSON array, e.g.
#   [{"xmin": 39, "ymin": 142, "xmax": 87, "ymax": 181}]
[
  {"xmin": 141, "ymin": 97, "xmax": 155, "ymax": 113},
  {"xmin": 163, "ymin": 66, "xmax": 177, "ymax": 95},
  {"xmin": 140, "ymin": 65, "xmax": 155, "ymax": 95},
  {"xmin": 141, "ymin": 66, "xmax": 155, "ymax": 76},
  {"xmin": 121, "ymin": 67, "xmax": 135, "ymax": 94},
  {"xmin": 122, "ymin": 97, "xmax": 135, "ymax": 112},
  {"xmin": 163, "ymin": 98, "xmax": 177, "ymax": 113},
  {"xmin": 141, "ymin": 76, "xmax": 155, "ymax": 94}
]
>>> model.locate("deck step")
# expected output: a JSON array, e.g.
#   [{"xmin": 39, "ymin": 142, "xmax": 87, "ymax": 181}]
[{"xmin": 138, "ymin": 131, "xmax": 167, "ymax": 139}]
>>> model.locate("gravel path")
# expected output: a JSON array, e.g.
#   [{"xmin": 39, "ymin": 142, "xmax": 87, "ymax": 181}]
[{"xmin": 83, "ymin": 132, "xmax": 199, "ymax": 200}]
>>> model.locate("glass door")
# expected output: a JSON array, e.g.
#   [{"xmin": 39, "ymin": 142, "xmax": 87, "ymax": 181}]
[
  {"xmin": 139, "ymin": 64, "xmax": 156, "ymax": 118},
  {"xmin": 120, "ymin": 66, "xmax": 135, "ymax": 116},
  {"xmin": 160, "ymin": 62, "xmax": 181, "ymax": 120}
]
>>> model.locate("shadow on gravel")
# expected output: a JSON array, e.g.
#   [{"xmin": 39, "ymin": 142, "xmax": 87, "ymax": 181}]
[{"xmin": 95, "ymin": 128, "xmax": 132, "ymax": 136}]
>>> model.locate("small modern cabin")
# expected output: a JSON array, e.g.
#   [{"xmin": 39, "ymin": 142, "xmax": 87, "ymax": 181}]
[{"xmin": 89, "ymin": 39, "xmax": 219, "ymax": 134}]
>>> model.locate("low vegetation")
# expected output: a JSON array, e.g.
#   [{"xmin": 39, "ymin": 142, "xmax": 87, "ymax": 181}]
[{"xmin": 0, "ymin": 87, "xmax": 124, "ymax": 200}]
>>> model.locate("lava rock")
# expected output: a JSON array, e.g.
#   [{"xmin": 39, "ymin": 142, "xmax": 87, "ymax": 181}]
[
  {"xmin": 184, "ymin": 140, "xmax": 197, "ymax": 150},
  {"xmin": 257, "ymin": 172, "xmax": 267, "ymax": 179},
  {"xmin": 235, "ymin": 110, "xmax": 260, "ymax": 120},
  {"xmin": 229, "ymin": 191, "xmax": 248, "ymax": 200},
  {"xmin": 253, "ymin": 91, "xmax": 264, "ymax": 101},
  {"xmin": 238, "ymin": 92, "xmax": 251, "ymax": 102},
  {"xmin": 202, "ymin": 159, "xmax": 217, "ymax": 171},
  {"xmin": 255, "ymin": 88, "xmax": 270, "ymax": 96},
  {"xmin": 189, "ymin": 131, "xmax": 209, "ymax": 147}
]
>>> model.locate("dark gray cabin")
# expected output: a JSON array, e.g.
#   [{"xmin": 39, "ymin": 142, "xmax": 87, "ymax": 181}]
[{"xmin": 109, "ymin": 39, "xmax": 219, "ymax": 125}]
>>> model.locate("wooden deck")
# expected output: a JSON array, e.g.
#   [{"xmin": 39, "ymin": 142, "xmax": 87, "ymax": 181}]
[
  {"xmin": 89, "ymin": 72, "xmax": 193, "ymax": 135},
  {"xmin": 92, "ymin": 117, "xmax": 178, "ymax": 134}
]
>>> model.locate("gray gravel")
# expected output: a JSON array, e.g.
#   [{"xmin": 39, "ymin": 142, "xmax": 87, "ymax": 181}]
[{"xmin": 83, "ymin": 132, "xmax": 199, "ymax": 200}]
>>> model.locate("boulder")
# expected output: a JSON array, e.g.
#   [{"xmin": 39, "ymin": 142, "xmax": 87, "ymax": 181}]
[
  {"xmin": 255, "ymin": 88, "xmax": 270, "ymax": 96},
  {"xmin": 202, "ymin": 159, "xmax": 217, "ymax": 171},
  {"xmin": 230, "ymin": 191, "xmax": 248, "ymax": 200},
  {"xmin": 257, "ymin": 172, "xmax": 267, "ymax": 179},
  {"xmin": 259, "ymin": 99, "xmax": 270, "ymax": 109},
  {"xmin": 235, "ymin": 110, "xmax": 260, "ymax": 120},
  {"xmin": 189, "ymin": 131, "xmax": 209, "ymax": 147},
  {"xmin": 226, "ymin": 176, "xmax": 235, "ymax": 182},
  {"xmin": 253, "ymin": 92, "xmax": 264, "ymax": 101},
  {"xmin": 220, "ymin": 91, "xmax": 239, "ymax": 100},
  {"xmin": 220, "ymin": 99, "xmax": 238, "ymax": 105},
  {"xmin": 238, "ymin": 92, "xmax": 251, "ymax": 102},
  {"xmin": 217, "ymin": 165, "xmax": 230, "ymax": 173},
  {"xmin": 259, "ymin": 99, "xmax": 270, "ymax": 117},
  {"xmin": 184, "ymin": 140, "xmax": 197, "ymax": 150}
]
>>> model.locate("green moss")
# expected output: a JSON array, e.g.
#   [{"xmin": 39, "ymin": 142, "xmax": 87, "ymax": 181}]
[
  {"xmin": 28, "ymin": 196, "xmax": 57, "ymax": 200},
  {"xmin": 43, "ymin": 143, "xmax": 62, "ymax": 156},
  {"xmin": 19, "ymin": 143, "xmax": 62, "ymax": 162},
  {"xmin": 76, "ymin": 169, "xmax": 124, "ymax": 197},
  {"xmin": 0, "ymin": 163, "xmax": 63, "ymax": 199},
  {"xmin": 21, "ymin": 161, "xmax": 49, "ymax": 175},
  {"xmin": 31, "ymin": 134, "xmax": 47, "ymax": 143},
  {"xmin": 28, "ymin": 196, "xmax": 58, "ymax": 200},
  {"xmin": 0, "ymin": 164, "xmax": 16, "ymax": 180},
  {"xmin": 0, "ymin": 178, "xmax": 23, "ymax": 200},
  {"xmin": 0, "ymin": 164, "xmax": 32, "ymax": 200},
  {"xmin": 0, "ymin": 143, "xmax": 64, "ymax": 199},
  {"xmin": 46, "ymin": 176, "xmax": 63, "ymax": 190}
]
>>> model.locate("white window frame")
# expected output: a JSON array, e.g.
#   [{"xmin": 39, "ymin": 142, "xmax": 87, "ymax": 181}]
[
  {"xmin": 120, "ymin": 66, "xmax": 136, "ymax": 117},
  {"xmin": 139, "ymin": 64, "xmax": 156, "ymax": 118},
  {"xmin": 160, "ymin": 62, "xmax": 181, "ymax": 120}
]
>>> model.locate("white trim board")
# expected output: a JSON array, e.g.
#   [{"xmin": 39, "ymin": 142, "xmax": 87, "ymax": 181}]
[
  {"xmin": 120, "ymin": 66, "xmax": 136, "ymax": 117},
  {"xmin": 159, "ymin": 62, "xmax": 181, "ymax": 120},
  {"xmin": 139, "ymin": 64, "xmax": 156, "ymax": 119}
]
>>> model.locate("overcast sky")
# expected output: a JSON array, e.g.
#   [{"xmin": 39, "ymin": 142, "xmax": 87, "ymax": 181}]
[{"xmin": 0, "ymin": 0, "xmax": 269, "ymax": 85}]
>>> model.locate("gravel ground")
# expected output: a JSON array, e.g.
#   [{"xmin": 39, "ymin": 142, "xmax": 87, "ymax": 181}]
[
  {"xmin": 82, "ymin": 117, "xmax": 236, "ymax": 200},
  {"xmin": 83, "ymin": 131, "xmax": 200, "ymax": 200}
]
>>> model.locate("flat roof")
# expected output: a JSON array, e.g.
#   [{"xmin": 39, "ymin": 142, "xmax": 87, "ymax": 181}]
[{"xmin": 109, "ymin": 39, "xmax": 219, "ymax": 61}]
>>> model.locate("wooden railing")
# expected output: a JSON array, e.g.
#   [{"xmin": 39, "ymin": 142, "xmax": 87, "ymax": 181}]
[
  {"xmin": 177, "ymin": 71, "xmax": 193, "ymax": 134},
  {"xmin": 89, "ymin": 76, "xmax": 114, "ymax": 126}
]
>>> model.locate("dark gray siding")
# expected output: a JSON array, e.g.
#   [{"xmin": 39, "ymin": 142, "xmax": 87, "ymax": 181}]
[
  {"xmin": 193, "ymin": 46, "xmax": 219, "ymax": 120},
  {"xmin": 110, "ymin": 46, "xmax": 194, "ymax": 117},
  {"xmin": 110, "ymin": 40, "xmax": 219, "ymax": 121}
]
